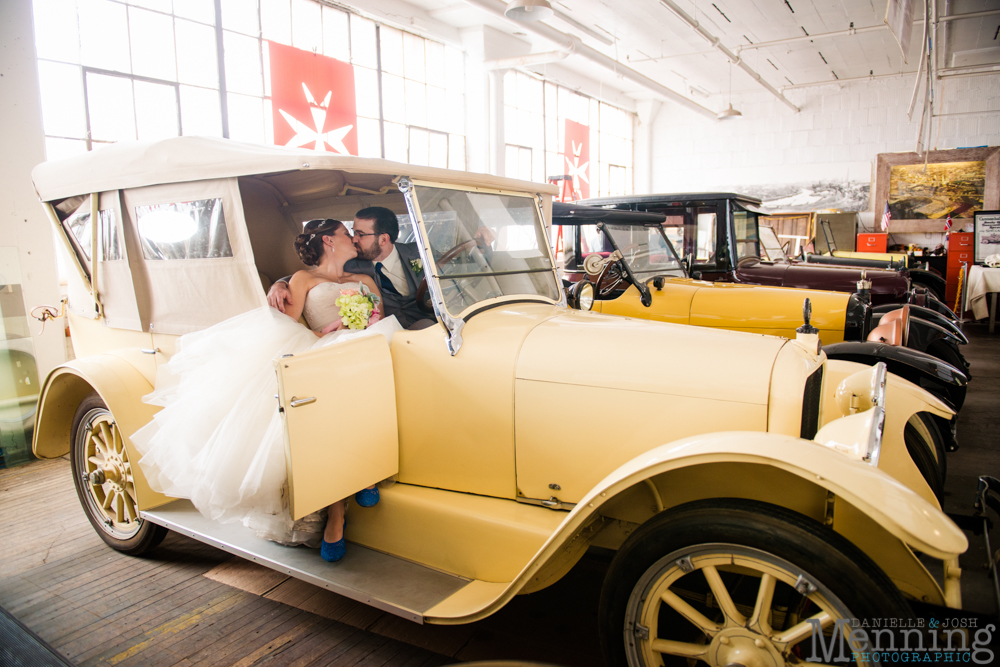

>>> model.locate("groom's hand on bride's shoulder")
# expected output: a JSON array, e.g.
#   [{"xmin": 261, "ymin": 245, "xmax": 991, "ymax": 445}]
[{"xmin": 267, "ymin": 280, "xmax": 293, "ymax": 313}]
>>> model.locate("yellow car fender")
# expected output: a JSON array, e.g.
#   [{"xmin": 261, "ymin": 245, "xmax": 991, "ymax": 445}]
[
  {"xmin": 822, "ymin": 359, "xmax": 954, "ymax": 506},
  {"xmin": 425, "ymin": 431, "xmax": 966, "ymax": 624},
  {"xmin": 34, "ymin": 355, "xmax": 170, "ymax": 511}
]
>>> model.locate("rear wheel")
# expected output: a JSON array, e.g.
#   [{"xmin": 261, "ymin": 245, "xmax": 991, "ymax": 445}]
[
  {"xmin": 71, "ymin": 394, "xmax": 167, "ymax": 555},
  {"xmin": 599, "ymin": 498, "xmax": 914, "ymax": 667}
]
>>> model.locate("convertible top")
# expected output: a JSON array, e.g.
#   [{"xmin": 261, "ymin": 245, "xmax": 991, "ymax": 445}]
[
  {"xmin": 580, "ymin": 192, "xmax": 764, "ymax": 207},
  {"xmin": 32, "ymin": 136, "xmax": 558, "ymax": 202},
  {"xmin": 551, "ymin": 202, "xmax": 667, "ymax": 225}
]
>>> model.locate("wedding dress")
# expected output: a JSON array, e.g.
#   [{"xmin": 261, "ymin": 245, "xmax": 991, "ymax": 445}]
[{"xmin": 131, "ymin": 281, "xmax": 402, "ymax": 546}]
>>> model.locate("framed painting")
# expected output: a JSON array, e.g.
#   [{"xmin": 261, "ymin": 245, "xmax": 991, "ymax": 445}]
[
  {"xmin": 873, "ymin": 147, "xmax": 1000, "ymax": 233},
  {"xmin": 974, "ymin": 210, "xmax": 1000, "ymax": 264}
]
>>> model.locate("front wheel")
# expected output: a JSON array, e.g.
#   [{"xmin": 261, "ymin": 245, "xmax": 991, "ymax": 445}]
[
  {"xmin": 71, "ymin": 394, "xmax": 167, "ymax": 555},
  {"xmin": 599, "ymin": 498, "xmax": 914, "ymax": 667}
]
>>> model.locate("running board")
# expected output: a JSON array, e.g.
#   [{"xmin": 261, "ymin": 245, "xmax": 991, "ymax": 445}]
[{"xmin": 142, "ymin": 500, "xmax": 472, "ymax": 623}]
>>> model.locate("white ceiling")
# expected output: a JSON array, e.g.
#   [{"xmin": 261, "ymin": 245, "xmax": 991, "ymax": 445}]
[{"xmin": 398, "ymin": 0, "xmax": 1000, "ymax": 110}]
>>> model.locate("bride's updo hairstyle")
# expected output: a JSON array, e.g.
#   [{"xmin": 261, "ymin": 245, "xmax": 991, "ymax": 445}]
[{"xmin": 294, "ymin": 218, "xmax": 345, "ymax": 266}]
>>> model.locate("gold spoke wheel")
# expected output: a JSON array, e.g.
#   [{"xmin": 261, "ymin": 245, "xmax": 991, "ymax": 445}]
[
  {"xmin": 71, "ymin": 394, "xmax": 167, "ymax": 554},
  {"xmin": 626, "ymin": 546, "xmax": 850, "ymax": 667},
  {"xmin": 599, "ymin": 499, "xmax": 915, "ymax": 667}
]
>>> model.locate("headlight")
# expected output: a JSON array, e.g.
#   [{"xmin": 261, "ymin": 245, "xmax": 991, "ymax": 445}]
[
  {"xmin": 577, "ymin": 281, "xmax": 594, "ymax": 311},
  {"xmin": 568, "ymin": 280, "xmax": 595, "ymax": 310},
  {"xmin": 818, "ymin": 362, "xmax": 887, "ymax": 466}
]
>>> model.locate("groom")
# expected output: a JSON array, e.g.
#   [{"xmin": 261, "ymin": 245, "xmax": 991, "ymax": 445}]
[{"xmin": 268, "ymin": 207, "xmax": 431, "ymax": 329}]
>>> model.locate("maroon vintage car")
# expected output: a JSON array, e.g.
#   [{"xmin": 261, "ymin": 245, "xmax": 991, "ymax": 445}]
[{"xmin": 578, "ymin": 192, "xmax": 969, "ymax": 374}]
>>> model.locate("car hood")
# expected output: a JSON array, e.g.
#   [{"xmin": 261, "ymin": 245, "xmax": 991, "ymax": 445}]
[
  {"xmin": 738, "ymin": 259, "xmax": 908, "ymax": 299},
  {"xmin": 515, "ymin": 308, "xmax": 786, "ymax": 405}
]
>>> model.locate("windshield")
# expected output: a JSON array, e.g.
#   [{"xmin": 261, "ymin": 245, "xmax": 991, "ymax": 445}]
[
  {"xmin": 733, "ymin": 209, "xmax": 760, "ymax": 262},
  {"xmin": 758, "ymin": 225, "xmax": 789, "ymax": 262},
  {"xmin": 412, "ymin": 185, "xmax": 560, "ymax": 315},
  {"xmin": 603, "ymin": 224, "xmax": 686, "ymax": 278}
]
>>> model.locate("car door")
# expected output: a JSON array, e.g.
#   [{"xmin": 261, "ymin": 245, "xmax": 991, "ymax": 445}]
[{"xmin": 274, "ymin": 334, "xmax": 399, "ymax": 520}]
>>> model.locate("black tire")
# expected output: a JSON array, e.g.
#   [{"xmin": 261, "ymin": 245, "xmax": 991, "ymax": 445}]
[
  {"xmin": 71, "ymin": 394, "xmax": 167, "ymax": 555},
  {"xmin": 904, "ymin": 417, "xmax": 945, "ymax": 504},
  {"xmin": 599, "ymin": 498, "xmax": 914, "ymax": 667}
]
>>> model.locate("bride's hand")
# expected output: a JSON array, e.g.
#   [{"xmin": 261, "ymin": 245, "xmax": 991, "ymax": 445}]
[{"xmin": 320, "ymin": 319, "xmax": 344, "ymax": 335}]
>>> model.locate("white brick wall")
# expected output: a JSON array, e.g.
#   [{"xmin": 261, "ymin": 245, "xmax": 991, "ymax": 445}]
[{"xmin": 649, "ymin": 73, "xmax": 1000, "ymax": 197}]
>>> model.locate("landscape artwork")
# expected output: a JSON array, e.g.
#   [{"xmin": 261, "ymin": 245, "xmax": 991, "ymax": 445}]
[
  {"xmin": 727, "ymin": 180, "xmax": 870, "ymax": 213},
  {"xmin": 888, "ymin": 161, "xmax": 985, "ymax": 220}
]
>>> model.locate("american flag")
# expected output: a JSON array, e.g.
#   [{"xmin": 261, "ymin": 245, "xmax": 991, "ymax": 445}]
[
  {"xmin": 881, "ymin": 202, "xmax": 891, "ymax": 231},
  {"xmin": 945, "ymin": 213, "xmax": 953, "ymax": 231}
]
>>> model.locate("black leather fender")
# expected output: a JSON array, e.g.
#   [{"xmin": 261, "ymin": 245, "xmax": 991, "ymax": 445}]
[
  {"xmin": 871, "ymin": 305, "xmax": 968, "ymax": 344},
  {"xmin": 908, "ymin": 269, "xmax": 947, "ymax": 301},
  {"xmin": 822, "ymin": 341, "xmax": 968, "ymax": 412},
  {"xmin": 905, "ymin": 291, "xmax": 960, "ymax": 321}
]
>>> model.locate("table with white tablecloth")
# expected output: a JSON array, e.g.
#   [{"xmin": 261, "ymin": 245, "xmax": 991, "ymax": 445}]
[{"xmin": 966, "ymin": 265, "xmax": 1000, "ymax": 332}]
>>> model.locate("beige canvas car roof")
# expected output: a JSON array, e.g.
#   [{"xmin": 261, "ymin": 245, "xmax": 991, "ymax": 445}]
[{"xmin": 31, "ymin": 136, "xmax": 558, "ymax": 202}]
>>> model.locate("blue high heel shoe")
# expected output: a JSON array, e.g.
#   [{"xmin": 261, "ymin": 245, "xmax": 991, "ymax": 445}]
[
  {"xmin": 321, "ymin": 518, "xmax": 346, "ymax": 562},
  {"xmin": 354, "ymin": 486, "xmax": 380, "ymax": 508}
]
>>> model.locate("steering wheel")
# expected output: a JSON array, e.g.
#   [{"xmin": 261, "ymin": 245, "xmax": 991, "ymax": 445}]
[
  {"xmin": 414, "ymin": 239, "xmax": 479, "ymax": 313},
  {"xmin": 594, "ymin": 259, "xmax": 627, "ymax": 296}
]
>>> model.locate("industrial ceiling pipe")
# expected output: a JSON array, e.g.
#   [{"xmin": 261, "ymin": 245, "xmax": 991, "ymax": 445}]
[{"xmin": 461, "ymin": 0, "xmax": 719, "ymax": 120}]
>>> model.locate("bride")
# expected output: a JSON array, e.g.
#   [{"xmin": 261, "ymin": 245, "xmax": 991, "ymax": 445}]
[{"xmin": 131, "ymin": 218, "xmax": 401, "ymax": 562}]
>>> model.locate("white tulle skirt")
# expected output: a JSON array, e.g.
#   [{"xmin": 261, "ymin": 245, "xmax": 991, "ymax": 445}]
[{"xmin": 131, "ymin": 307, "xmax": 402, "ymax": 546}]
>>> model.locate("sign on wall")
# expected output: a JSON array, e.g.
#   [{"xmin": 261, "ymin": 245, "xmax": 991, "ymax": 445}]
[
  {"xmin": 564, "ymin": 120, "xmax": 590, "ymax": 201},
  {"xmin": 268, "ymin": 41, "xmax": 358, "ymax": 155}
]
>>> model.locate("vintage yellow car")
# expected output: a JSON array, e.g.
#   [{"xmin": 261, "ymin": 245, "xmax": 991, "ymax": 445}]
[{"xmin": 31, "ymin": 137, "xmax": 967, "ymax": 667}]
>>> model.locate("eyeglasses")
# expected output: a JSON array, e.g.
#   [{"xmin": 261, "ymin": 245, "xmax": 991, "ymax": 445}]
[{"xmin": 352, "ymin": 230, "xmax": 382, "ymax": 239}]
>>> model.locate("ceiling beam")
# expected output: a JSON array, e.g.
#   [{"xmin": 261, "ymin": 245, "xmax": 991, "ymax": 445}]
[
  {"xmin": 657, "ymin": 0, "xmax": 799, "ymax": 113},
  {"xmin": 460, "ymin": 0, "xmax": 719, "ymax": 120},
  {"xmin": 738, "ymin": 8, "xmax": 1000, "ymax": 53}
]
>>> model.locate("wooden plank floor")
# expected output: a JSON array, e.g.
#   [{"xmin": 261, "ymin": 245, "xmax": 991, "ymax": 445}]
[{"xmin": 0, "ymin": 457, "xmax": 606, "ymax": 667}]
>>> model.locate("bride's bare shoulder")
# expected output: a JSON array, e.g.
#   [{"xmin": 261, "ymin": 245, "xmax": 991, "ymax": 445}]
[{"xmin": 289, "ymin": 269, "xmax": 320, "ymax": 289}]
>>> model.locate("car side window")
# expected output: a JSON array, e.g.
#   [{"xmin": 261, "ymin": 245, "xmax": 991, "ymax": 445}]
[
  {"xmin": 63, "ymin": 202, "xmax": 122, "ymax": 264},
  {"xmin": 135, "ymin": 198, "xmax": 233, "ymax": 260}
]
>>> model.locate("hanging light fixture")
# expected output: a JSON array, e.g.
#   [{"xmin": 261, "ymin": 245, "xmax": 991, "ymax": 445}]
[
  {"xmin": 504, "ymin": 0, "xmax": 554, "ymax": 21},
  {"xmin": 717, "ymin": 59, "xmax": 743, "ymax": 120}
]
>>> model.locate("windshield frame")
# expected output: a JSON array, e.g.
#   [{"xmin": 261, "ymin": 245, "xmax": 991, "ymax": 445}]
[
  {"xmin": 399, "ymin": 177, "xmax": 564, "ymax": 355},
  {"xmin": 758, "ymin": 224, "xmax": 790, "ymax": 262},
  {"xmin": 597, "ymin": 222, "xmax": 689, "ymax": 306}
]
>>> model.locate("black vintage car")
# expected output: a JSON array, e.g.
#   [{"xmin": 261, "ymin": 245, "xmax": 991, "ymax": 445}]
[{"xmin": 579, "ymin": 192, "xmax": 970, "ymax": 377}]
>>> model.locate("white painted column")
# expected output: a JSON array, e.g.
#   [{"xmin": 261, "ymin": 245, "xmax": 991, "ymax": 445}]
[
  {"xmin": 488, "ymin": 68, "xmax": 507, "ymax": 177},
  {"xmin": 0, "ymin": 0, "xmax": 65, "ymax": 377},
  {"xmin": 460, "ymin": 28, "xmax": 490, "ymax": 175},
  {"xmin": 634, "ymin": 99, "xmax": 661, "ymax": 195}
]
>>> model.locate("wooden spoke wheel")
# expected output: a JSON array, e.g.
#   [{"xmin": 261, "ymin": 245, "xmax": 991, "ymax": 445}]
[
  {"xmin": 600, "ymin": 499, "xmax": 913, "ymax": 667},
  {"xmin": 71, "ymin": 394, "xmax": 167, "ymax": 554}
]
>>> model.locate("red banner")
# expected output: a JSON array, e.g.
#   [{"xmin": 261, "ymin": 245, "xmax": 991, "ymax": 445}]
[
  {"xmin": 268, "ymin": 41, "xmax": 358, "ymax": 155},
  {"xmin": 563, "ymin": 119, "xmax": 590, "ymax": 201}
]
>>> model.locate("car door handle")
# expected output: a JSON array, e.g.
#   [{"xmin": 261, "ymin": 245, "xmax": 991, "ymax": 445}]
[{"xmin": 289, "ymin": 396, "xmax": 316, "ymax": 408}]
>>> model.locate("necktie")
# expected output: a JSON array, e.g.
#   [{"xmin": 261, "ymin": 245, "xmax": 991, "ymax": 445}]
[{"xmin": 375, "ymin": 262, "xmax": 401, "ymax": 296}]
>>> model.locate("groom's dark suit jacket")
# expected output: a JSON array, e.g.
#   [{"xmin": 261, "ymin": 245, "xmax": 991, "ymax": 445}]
[{"xmin": 345, "ymin": 243, "xmax": 426, "ymax": 329}]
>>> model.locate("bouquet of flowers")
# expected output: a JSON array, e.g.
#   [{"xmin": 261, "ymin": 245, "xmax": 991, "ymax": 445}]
[{"xmin": 335, "ymin": 283, "xmax": 382, "ymax": 330}]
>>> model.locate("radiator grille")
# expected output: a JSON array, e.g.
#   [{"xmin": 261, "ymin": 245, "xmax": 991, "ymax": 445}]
[{"xmin": 800, "ymin": 367, "xmax": 824, "ymax": 439}]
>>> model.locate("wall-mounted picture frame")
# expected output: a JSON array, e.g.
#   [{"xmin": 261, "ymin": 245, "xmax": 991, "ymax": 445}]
[
  {"xmin": 873, "ymin": 146, "xmax": 1000, "ymax": 233},
  {"xmin": 974, "ymin": 210, "xmax": 1000, "ymax": 264}
]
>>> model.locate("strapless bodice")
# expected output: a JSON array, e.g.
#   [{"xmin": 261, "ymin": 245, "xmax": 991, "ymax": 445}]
[{"xmin": 302, "ymin": 281, "xmax": 360, "ymax": 332}]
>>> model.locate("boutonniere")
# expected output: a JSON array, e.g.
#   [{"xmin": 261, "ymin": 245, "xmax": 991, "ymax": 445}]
[{"xmin": 410, "ymin": 259, "xmax": 423, "ymax": 274}]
